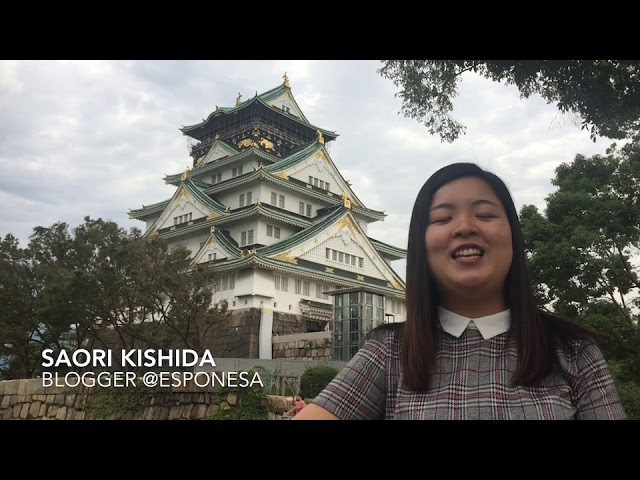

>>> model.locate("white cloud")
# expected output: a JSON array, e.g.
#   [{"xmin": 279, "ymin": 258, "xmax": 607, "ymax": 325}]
[{"xmin": 0, "ymin": 60, "xmax": 616, "ymax": 264}]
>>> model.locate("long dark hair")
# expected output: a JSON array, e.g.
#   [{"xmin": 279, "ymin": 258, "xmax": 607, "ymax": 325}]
[{"xmin": 401, "ymin": 163, "xmax": 593, "ymax": 391}]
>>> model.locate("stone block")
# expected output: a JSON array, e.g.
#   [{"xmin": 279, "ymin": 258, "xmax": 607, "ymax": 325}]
[
  {"xmin": 226, "ymin": 392, "xmax": 238, "ymax": 406},
  {"xmin": 26, "ymin": 379, "xmax": 44, "ymax": 395},
  {"xmin": 181, "ymin": 404, "xmax": 193, "ymax": 419},
  {"xmin": 38, "ymin": 403, "xmax": 47, "ymax": 417},
  {"xmin": 54, "ymin": 394, "xmax": 65, "ymax": 405},
  {"xmin": 48, "ymin": 405, "xmax": 58, "ymax": 417},
  {"xmin": 28, "ymin": 401, "xmax": 41, "ymax": 419},
  {"xmin": 191, "ymin": 404, "xmax": 207, "ymax": 419},
  {"xmin": 55, "ymin": 406, "xmax": 67, "ymax": 420},
  {"xmin": 204, "ymin": 404, "xmax": 219, "ymax": 418},
  {"xmin": 75, "ymin": 410, "xmax": 86, "ymax": 420},
  {"xmin": 2, "ymin": 408, "xmax": 12, "ymax": 420},
  {"xmin": 46, "ymin": 395, "xmax": 55, "ymax": 403},
  {"xmin": 168, "ymin": 406, "xmax": 181, "ymax": 420},
  {"xmin": 17, "ymin": 381, "xmax": 28, "ymax": 395},
  {"xmin": 3, "ymin": 381, "xmax": 19, "ymax": 396},
  {"xmin": 1, "ymin": 396, "xmax": 11, "ymax": 408},
  {"xmin": 20, "ymin": 403, "xmax": 29, "ymax": 419}
]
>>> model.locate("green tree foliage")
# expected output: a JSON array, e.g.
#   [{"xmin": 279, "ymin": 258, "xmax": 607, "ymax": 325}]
[
  {"xmin": 299, "ymin": 365, "xmax": 339, "ymax": 399},
  {"xmin": 0, "ymin": 217, "xmax": 228, "ymax": 379},
  {"xmin": 519, "ymin": 142, "xmax": 640, "ymax": 411},
  {"xmin": 378, "ymin": 60, "xmax": 640, "ymax": 143}
]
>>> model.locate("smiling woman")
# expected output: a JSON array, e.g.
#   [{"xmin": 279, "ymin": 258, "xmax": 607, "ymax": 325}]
[{"xmin": 295, "ymin": 162, "xmax": 627, "ymax": 420}]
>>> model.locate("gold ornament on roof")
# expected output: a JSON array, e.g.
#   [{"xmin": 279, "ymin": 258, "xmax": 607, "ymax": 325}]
[
  {"xmin": 181, "ymin": 168, "xmax": 191, "ymax": 182},
  {"xmin": 276, "ymin": 171, "xmax": 290, "ymax": 181},
  {"xmin": 387, "ymin": 279, "xmax": 404, "ymax": 291},
  {"xmin": 238, "ymin": 138, "xmax": 256, "ymax": 149},
  {"xmin": 236, "ymin": 93, "xmax": 242, "ymax": 106},
  {"xmin": 207, "ymin": 213, "xmax": 219, "ymax": 221},
  {"xmin": 317, "ymin": 130, "xmax": 325, "ymax": 145},
  {"xmin": 283, "ymin": 72, "xmax": 290, "ymax": 88},
  {"xmin": 325, "ymin": 267, "xmax": 334, "ymax": 274},
  {"xmin": 274, "ymin": 252, "xmax": 298, "ymax": 264},
  {"xmin": 209, "ymin": 226, "xmax": 217, "ymax": 234},
  {"xmin": 341, "ymin": 192, "xmax": 352, "ymax": 210},
  {"xmin": 339, "ymin": 216, "xmax": 357, "ymax": 235},
  {"xmin": 259, "ymin": 137, "xmax": 275, "ymax": 152},
  {"xmin": 176, "ymin": 188, "xmax": 190, "ymax": 201}
]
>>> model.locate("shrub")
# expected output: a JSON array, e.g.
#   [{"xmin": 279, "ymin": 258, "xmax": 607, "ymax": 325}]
[{"xmin": 299, "ymin": 365, "xmax": 339, "ymax": 399}]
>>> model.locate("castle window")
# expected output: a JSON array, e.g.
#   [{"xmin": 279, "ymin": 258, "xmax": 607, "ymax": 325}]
[
  {"xmin": 267, "ymin": 225, "xmax": 273, "ymax": 237},
  {"xmin": 274, "ymin": 227, "xmax": 280, "ymax": 239},
  {"xmin": 279, "ymin": 195, "xmax": 285, "ymax": 209},
  {"xmin": 299, "ymin": 202, "xmax": 305, "ymax": 215},
  {"xmin": 239, "ymin": 193, "xmax": 245, "ymax": 207},
  {"xmin": 271, "ymin": 192, "xmax": 277, "ymax": 206}
]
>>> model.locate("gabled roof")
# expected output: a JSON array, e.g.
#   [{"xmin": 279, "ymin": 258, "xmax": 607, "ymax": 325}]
[
  {"xmin": 255, "ymin": 207, "xmax": 405, "ymax": 290},
  {"xmin": 199, "ymin": 251, "xmax": 405, "ymax": 299},
  {"xmin": 257, "ymin": 206, "xmax": 344, "ymax": 256},
  {"xmin": 180, "ymin": 91, "xmax": 337, "ymax": 141},
  {"xmin": 213, "ymin": 202, "xmax": 313, "ymax": 229},
  {"xmin": 164, "ymin": 145, "xmax": 279, "ymax": 186},
  {"xmin": 129, "ymin": 198, "xmax": 171, "ymax": 220},
  {"xmin": 369, "ymin": 238, "xmax": 407, "ymax": 260},
  {"xmin": 191, "ymin": 227, "xmax": 243, "ymax": 264},
  {"xmin": 264, "ymin": 139, "xmax": 369, "ymax": 210},
  {"xmin": 142, "ymin": 180, "xmax": 230, "ymax": 237}
]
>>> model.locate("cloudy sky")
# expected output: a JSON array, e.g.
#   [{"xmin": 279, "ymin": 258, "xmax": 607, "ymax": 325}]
[{"xmin": 0, "ymin": 60, "xmax": 616, "ymax": 278}]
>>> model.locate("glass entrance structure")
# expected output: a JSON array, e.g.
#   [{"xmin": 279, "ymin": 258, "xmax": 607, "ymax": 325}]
[{"xmin": 331, "ymin": 288, "xmax": 385, "ymax": 360}]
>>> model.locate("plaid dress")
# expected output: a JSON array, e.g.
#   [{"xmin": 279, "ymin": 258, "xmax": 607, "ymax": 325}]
[{"xmin": 313, "ymin": 324, "xmax": 626, "ymax": 420}]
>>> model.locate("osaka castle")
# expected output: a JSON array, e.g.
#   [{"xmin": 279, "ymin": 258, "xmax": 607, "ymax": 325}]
[{"xmin": 129, "ymin": 74, "xmax": 406, "ymax": 361}]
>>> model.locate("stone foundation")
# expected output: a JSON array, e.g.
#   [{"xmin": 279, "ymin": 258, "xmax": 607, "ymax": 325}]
[
  {"xmin": 0, "ymin": 378, "xmax": 292, "ymax": 420},
  {"xmin": 272, "ymin": 332, "xmax": 332, "ymax": 361}
]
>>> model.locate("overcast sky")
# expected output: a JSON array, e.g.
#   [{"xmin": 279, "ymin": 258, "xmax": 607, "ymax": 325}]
[{"xmin": 0, "ymin": 60, "xmax": 617, "ymax": 278}]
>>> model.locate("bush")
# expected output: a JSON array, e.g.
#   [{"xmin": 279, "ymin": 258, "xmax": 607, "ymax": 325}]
[{"xmin": 299, "ymin": 365, "xmax": 339, "ymax": 399}]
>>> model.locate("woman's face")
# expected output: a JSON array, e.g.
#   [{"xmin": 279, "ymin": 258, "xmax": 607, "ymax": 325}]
[{"xmin": 425, "ymin": 176, "xmax": 513, "ymax": 303}]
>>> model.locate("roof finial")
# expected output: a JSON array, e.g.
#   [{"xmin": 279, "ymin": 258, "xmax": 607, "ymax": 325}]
[
  {"xmin": 255, "ymin": 91, "xmax": 258, "ymax": 98},
  {"xmin": 283, "ymin": 72, "xmax": 290, "ymax": 88},
  {"xmin": 181, "ymin": 168, "xmax": 191, "ymax": 182},
  {"xmin": 317, "ymin": 130, "xmax": 325, "ymax": 145},
  {"xmin": 236, "ymin": 92, "xmax": 242, "ymax": 106},
  {"xmin": 215, "ymin": 133, "xmax": 220, "ymax": 140}
]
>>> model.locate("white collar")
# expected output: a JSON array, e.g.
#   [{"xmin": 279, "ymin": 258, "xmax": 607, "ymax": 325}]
[{"xmin": 438, "ymin": 307, "xmax": 511, "ymax": 340}]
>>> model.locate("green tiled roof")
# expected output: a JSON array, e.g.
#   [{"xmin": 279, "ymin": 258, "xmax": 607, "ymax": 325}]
[
  {"xmin": 164, "ymin": 146, "xmax": 279, "ymax": 186},
  {"xmin": 257, "ymin": 206, "xmax": 345, "ymax": 256},
  {"xmin": 202, "ymin": 254, "xmax": 405, "ymax": 299},
  {"xmin": 129, "ymin": 199, "xmax": 171, "ymax": 219},
  {"xmin": 370, "ymin": 238, "xmax": 407, "ymax": 259},
  {"xmin": 213, "ymin": 202, "xmax": 313, "ymax": 229},
  {"xmin": 180, "ymin": 92, "xmax": 337, "ymax": 140}
]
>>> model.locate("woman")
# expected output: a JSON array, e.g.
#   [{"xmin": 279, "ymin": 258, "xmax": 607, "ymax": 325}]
[{"xmin": 295, "ymin": 163, "xmax": 626, "ymax": 420}]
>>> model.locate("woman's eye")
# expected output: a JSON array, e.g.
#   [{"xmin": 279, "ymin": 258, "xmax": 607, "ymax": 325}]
[
  {"xmin": 430, "ymin": 217, "xmax": 451, "ymax": 224},
  {"xmin": 476, "ymin": 214, "xmax": 497, "ymax": 220}
]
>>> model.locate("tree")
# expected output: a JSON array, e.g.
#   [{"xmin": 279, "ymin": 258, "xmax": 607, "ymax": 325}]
[
  {"xmin": 519, "ymin": 142, "xmax": 640, "ymax": 409},
  {"xmin": 0, "ymin": 217, "xmax": 228, "ymax": 379},
  {"xmin": 378, "ymin": 60, "xmax": 640, "ymax": 143}
]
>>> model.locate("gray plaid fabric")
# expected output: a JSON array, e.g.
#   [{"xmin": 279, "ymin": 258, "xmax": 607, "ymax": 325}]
[{"xmin": 313, "ymin": 325, "xmax": 626, "ymax": 420}]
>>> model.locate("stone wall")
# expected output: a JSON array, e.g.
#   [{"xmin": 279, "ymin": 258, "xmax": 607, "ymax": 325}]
[
  {"xmin": 272, "ymin": 311, "xmax": 306, "ymax": 336},
  {"xmin": 205, "ymin": 308, "xmax": 261, "ymax": 358},
  {"xmin": 272, "ymin": 332, "xmax": 332, "ymax": 361},
  {"xmin": 0, "ymin": 378, "xmax": 292, "ymax": 420}
]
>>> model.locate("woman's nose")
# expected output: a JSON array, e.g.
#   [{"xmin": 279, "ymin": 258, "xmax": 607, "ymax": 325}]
[{"xmin": 452, "ymin": 213, "xmax": 477, "ymax": 237}]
